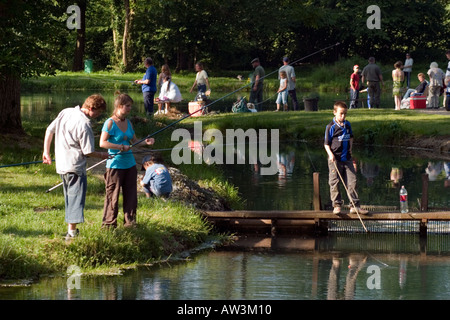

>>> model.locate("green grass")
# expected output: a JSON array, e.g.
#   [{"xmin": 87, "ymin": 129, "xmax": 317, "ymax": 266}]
[{"xmin": 0, "ymin": 164, "xmax": 219, "ymax": 280}]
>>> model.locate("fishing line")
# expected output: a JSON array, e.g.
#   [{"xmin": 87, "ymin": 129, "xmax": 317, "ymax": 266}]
[{"xmin": 45, "ymin": 43, "xmax": 341, "ymax": 193}]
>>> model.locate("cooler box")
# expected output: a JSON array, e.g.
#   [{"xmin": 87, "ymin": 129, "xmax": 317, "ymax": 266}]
[
  {"xmin": 410, "ymin": 95, "xmax": 426, "ymax": 109},
  {"xmin": 189, "ymin": 101, "xmax": 206, "ymax": 116}
]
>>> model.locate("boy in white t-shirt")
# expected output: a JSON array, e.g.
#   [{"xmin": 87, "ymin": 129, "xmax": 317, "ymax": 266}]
[{"xmin": 43, "ymin": 94, "xmax": 108, "ymax": 239}]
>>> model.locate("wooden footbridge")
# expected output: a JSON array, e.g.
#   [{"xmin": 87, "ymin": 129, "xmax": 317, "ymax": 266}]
[{"xmin": 203, "ymin": 173, "xmax": 450, "ymax": 236}]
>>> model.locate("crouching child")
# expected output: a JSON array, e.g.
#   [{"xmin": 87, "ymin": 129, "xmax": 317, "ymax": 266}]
[{"xmin": 140, "ymin": 152, "xmax": 173, "ymax": 198}]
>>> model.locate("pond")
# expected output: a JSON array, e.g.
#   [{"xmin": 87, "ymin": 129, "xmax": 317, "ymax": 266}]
[
  {"xmin": 20, "ymin": 88, "xmax": 396, "ymax": 121},
  {"xmin": 2, "ymin": 234, "xmax": 450, "ymax": 301},
  {"xmin": 1, "ymin": 90, "xmax": 449, "ymax": 304}
]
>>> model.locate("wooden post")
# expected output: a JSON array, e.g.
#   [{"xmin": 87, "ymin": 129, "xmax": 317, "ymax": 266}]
[
  {"xmin": 421, "ymin": 174, "xmax": 429, "ymax": 212},
  {"xmin": 313, "ymin": 172, "xmax": 321, "ymax": 211},
  {"xmin": 420, "ymin": 218, "xmax": 427, "ymax": 237}
]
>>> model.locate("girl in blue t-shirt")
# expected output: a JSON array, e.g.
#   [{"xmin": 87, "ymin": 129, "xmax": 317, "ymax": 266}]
[{"xmin": 99, "ymin": 93, "xmax": 154, "ymax": 228}]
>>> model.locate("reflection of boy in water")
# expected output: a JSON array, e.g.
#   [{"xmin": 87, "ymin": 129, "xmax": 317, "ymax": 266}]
[{"xmin": 327, "ymin": 254, "xmax": 368, "ymax": 300}]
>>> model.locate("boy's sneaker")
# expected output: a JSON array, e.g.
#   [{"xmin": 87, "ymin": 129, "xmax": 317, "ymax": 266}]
[
  {"xmin": 333, "ymin": 206, "xmax": 341, "ymax": 215},
  {"xmin": 65, "ymin": 229, "xmax": 79, "ymax": 240},
  {"xmin": 350, "ymin": 207, "xmax": 368, "ymax": 215}
]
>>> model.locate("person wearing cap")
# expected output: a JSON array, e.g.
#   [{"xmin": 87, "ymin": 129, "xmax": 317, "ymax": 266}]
[
  {"xmin": 249, "ymin": 58, "xmax": 265, "ymax": 110},
  {"xmin": 361, "ymin": 57, "xmax": 383, "ymax": 108},
  {"xmin": 402, "ymin": 53, "xmax": 413, "ymax": 89},
  {"xmin": 279, "ymin": 57, "xmax": 299, "ymax": 111},
  {"xmin": 140, "ymin": 152, "xmax": 172, "ymax": 198},
  {"xmin": 349, "ymin": 65, "xmax": 360, "ymax": 109}
]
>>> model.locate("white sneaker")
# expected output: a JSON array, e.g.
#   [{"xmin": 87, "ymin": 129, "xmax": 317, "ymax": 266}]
[
  {"xmin": 350, "ymin": 207, "xmax": 368, "ymax": 215},
  {"xmin": 333, "ymin": 207, "xmax": 341, "ymax": 215}
]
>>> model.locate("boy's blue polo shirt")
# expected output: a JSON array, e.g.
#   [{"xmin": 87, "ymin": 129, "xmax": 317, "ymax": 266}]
[
  {"xmin": 142, "ymin": 66, "xmax": 157, "ymax": 93},
  {"xmin": 324, "ymin": 118, "xmax": 353, "ymax": 162}
]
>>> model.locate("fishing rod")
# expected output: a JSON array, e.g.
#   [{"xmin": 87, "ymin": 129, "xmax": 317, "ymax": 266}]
[
  {"xmin": 45, "ymin": 43, "xmax": 341, "ymax": 193},
  {"xmin": 0, "ymin": 159, "xmax": 54, "ymax": 169}
]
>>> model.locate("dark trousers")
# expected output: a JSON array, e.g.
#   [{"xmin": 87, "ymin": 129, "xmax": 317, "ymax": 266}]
[
  {"xmin": 102, "ymin": 166, "xmax": 137, "ymax": 227},
  {"xmin": 143, "ymin": 91, "xmax": 155, "ymax": 114},
  {"xmin": 249, "ymin": 83, "xmax": 264, "ymax": 111},
  {"xmin": 404, "ymin": 72, "xmax": 411, "ymax": 88},
  {"xmin": 349, "ymin": 89, "xmax": 359, "ymax": 109},
  {"xmin": 367, "ymin": 81, "xmax": 380, "ymax": 108},
  {"xmin": 288, "ymin": 89, "xmax": 299, "ymax": 111}
]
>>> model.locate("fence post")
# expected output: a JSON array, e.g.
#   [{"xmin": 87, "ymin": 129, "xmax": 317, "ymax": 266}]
[{"xmin": 313, "ymin": 172, "xmax": 321, "ymax": 211}]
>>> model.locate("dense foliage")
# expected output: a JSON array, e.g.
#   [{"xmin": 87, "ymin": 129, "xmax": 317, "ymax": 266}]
[{"xmin": 2, "ymin": 0, "xmax": 448, "ymax": 75}]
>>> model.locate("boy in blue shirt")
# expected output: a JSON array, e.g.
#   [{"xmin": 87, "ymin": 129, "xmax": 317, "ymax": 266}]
[
  {"xmin": 140, "ymin": 152, "xmax": 173, "ymax": 198},
  {"xmin": 324, "ymin": 101, "xmax": 367, "ymax": 215}
]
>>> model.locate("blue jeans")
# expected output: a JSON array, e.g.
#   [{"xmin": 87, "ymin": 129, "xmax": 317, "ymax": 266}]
[
  {"xmin": 276, "ymin": 90, "xmax": 288, "ymax": 105},
  {"xmin": 349, "ymin": 89, "xmax": 359, "ymax": 108},
  {"xmin": 61, "ymin": 173, "xmax": 87, "ymax": 224}
]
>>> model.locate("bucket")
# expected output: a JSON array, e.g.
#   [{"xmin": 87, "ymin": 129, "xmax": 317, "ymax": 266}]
[{"xmin": 303, "ymin": 98, "xmax": 318, "ymax": 111}]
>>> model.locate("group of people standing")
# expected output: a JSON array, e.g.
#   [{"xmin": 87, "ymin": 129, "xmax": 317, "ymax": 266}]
[
  {"xmin": 134, "ymin": 57, "xmax": 210, "ymax": 116},
  {"xmin": 43, "ymin": 91, "xmax": 172, "ymax": 239},
  {"xmin": 249, "ymin": 57, "xmax": 299, "ymax": 112},
  {"xmin": 349, "ymin": 51, "xmax": 450, "ymax": 110}
]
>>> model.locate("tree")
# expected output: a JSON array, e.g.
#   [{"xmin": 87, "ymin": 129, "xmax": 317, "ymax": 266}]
[
  {"xmin": 72, "ymin": 0, "xmax": 87, "ymax": 71},
  {"xmin": 0, "ymin": 0, "xmax": 63, "ymax": 134}
]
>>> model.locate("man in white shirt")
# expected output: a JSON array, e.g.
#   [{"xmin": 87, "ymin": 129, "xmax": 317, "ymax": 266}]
[
  {"xmin": 43, "ymin": 94, "xmax": 108, "ymax": 239},
  {"xmin": 403, "ymin": 53, "xmax": 413, "ymax": 88},
  {"xmin": 279, "ymin": 57, "xmax": 299, "ymax": 111}
]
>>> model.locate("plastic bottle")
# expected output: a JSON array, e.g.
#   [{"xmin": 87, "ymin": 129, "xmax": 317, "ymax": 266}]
[{"xmin": 399, "ymin": 185, "xmax": 408, "ymax": 213}]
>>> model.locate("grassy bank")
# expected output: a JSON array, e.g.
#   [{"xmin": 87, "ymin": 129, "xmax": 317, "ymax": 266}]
[
  {"xmin": 0, "ymin": 113, "xmax": 241, "ymax": 281},
  {"xmin": 0, "ymin": 158, "xmax": 232, "ymax": 280}
]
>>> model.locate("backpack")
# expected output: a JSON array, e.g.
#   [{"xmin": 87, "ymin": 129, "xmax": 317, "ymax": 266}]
[{"xmin": 232, "ymin": 97, "xmax": 250, "ymax": 113}]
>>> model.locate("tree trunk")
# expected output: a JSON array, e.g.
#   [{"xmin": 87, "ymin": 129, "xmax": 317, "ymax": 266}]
[
  {"xmin": 122, "ymin": 0, "xmax": 135, "ymax": 72},
  {"xmin": 72, "ymin": 0, "xmax": 87, "ymax": 72},
  {"xmin": 0, "ymin": 72, "xmax": 24, "ymax": 134}
]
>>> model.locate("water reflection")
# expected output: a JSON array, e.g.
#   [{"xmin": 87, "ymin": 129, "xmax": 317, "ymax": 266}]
[
  {"xmin": 3, "ymin": 234, "xmax": 450, "ymax": 300},
  {"xmin": 222, "ymin": 142, "xmax": 450, "ymax": 211}
]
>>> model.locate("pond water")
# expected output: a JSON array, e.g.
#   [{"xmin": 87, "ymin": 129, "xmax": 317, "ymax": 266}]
[
  {"xmin": 1, "ymin": 90, "xmax": 450, "ymax": 303},
  {"xmin": 20, "ymin": 88, "xmax": 396, "ymax": 121},
  {"xmin": 2, "ymin": 234, "xmax": 450, "ymax": 301}
]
